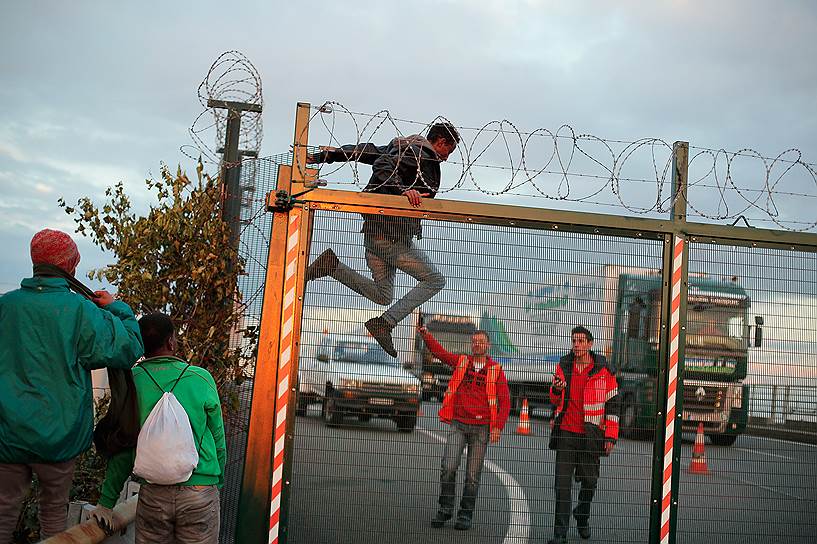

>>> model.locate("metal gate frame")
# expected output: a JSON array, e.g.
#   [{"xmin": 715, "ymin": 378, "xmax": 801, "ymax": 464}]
[{"xmin": 236, "ymin": 102, "xmax": 817, "ymax": 544}]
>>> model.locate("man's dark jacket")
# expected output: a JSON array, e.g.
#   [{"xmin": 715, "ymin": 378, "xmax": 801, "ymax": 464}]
[{"xmin": 317, "ymin": 135, "xmax": 443, "ymax": 240}]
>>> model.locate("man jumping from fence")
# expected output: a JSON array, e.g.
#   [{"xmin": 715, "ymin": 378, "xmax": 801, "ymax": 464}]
[
  {"xmin": 305, "ymin": 122, "xmax": 460, "ymax": 357},
  {"xmin": 417, "ymin": 322, "xmax": 510, "ymax": 531},
  {"xmin": 547, "ymin": 326, "xmax": 620, "ymax": 544}
]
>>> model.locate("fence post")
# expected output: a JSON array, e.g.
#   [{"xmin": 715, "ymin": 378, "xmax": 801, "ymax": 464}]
[
  {"xmin": 649, "ymin": 141, "xmax": 689, "ymax": 544},
  {"xmin": 236, "ymin": 102, "xmax": 312, "ymax": 544}
]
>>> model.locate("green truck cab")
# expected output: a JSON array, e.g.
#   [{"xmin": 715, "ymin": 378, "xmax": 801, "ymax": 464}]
[{"xmin": 613, "ymin": 273, "xmax": 761, "ymax": 446}]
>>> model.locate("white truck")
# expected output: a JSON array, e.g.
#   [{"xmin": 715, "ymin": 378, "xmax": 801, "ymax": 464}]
[
  {"xmin": 472, "ymin": 265, "xmax": 762, "ymax": 445},
  {"xmin": 297, "ymin": 334, "xmax": 422, "ymax": 432}
]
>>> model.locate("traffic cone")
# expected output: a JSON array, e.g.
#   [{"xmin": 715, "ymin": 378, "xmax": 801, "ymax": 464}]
[
  {"xmin": 516, "ymin": 398, "xmax": 531, "ymax": 435},
  {"xmin": 688, "ymin": 422, "xmax": 709, "ymax": 474}
]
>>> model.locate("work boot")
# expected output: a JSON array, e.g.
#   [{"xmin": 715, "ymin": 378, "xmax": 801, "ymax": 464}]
[
  {"xmin": 454, "ymin": 514, "xmax": 472, "ymax": 531},
  {"xmin": 430, "ymin": 510, "xmax": 452, "ymax": 528},
  {"xmin": 365, "ymin": 317, "xmax": 397, "ymax": 357},
  {"xmin": 306, "ymin": 249, "xmax": 339, "ymax": 282}
]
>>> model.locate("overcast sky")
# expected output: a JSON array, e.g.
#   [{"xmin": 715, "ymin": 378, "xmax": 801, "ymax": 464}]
[{"xmin": 1, "ymin": 0, "xmax": 816, "ymax": 293}]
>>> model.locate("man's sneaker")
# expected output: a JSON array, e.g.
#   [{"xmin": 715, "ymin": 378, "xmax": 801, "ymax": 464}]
[
  {"xmin": 306, "ymin": 249, "xmax": 339, "ymax": 282},
  {"xmin": 365, "ymin": 317, "xmax": 397, "ymax": 357},
  {"xmin": 430, "ymin": 510, "xmax": 452, "ymax": 528},
  {"xmin": 454, "ymin": 515, "xmax": 472, "ymax": 531}
]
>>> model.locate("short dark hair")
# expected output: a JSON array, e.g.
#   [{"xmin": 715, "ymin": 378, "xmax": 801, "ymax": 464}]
[
  {"xmin": 571, "ymin": 325, "xmax": 593, "ymax": 342},
  {"xmin": 138, "ymin": 313, "xmax": 175, "ymax": 356},
  {"xmin": 472, "ymin": 329, "xmax": 491, "ymax": 342},
  {"xmin": 427, "ymin": 122, "xmax": 460, "ymax": 145}
]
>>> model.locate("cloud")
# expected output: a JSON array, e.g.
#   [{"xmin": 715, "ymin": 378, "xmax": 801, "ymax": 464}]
[{"xmin": 0, "ymin": 141, "xmax": 26, "ymax": 162}]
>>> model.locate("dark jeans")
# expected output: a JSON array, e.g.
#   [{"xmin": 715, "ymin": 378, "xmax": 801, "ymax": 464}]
[
  {"xmin": 553, "ymin": 431, "xmax": 601, "ymax": 538},
  {"xmin": 439, "ymin": 421, "xmax": 490, "ymax": 518}
]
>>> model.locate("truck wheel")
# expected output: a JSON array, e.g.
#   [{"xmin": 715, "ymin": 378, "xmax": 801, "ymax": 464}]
[
  {"xmin": 323, "ymin": 396, "xmax": 344, "ymax": 427},
  {"xmin": 709, "ymin": 433, "xmax": 737, "ymax": 447},
  {"xmin": 510, "ymin": 388, "xmax": 522, "ymax": 416},
  {"xmin": 621, "ymin": 396, "xmax": 654, "ymax": 440},
  {"xmin": 621, "ymin": 396, "xmax": 637, "ymax": 439},
  {"xmin": 295, "ymin": 390, "xmax": 308, "ymax": 417},
  {"xmin": 396, "ymin": 413, "xmax": 417, "ymax": 433}
]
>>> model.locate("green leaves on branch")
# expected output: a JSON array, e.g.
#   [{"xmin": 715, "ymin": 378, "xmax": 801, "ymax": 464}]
[{"xmin": 59, "ymin": 163, "xmax": 252, "ymax": 392}]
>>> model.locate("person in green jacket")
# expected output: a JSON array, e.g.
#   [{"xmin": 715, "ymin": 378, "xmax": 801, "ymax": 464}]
[
  {"xmin": 91, "ymin": 312, "xmax": 226, "ymax": 543},
  {"xmin": 0, "ymin": 229, "xmax": 144, "ymax": 543}
]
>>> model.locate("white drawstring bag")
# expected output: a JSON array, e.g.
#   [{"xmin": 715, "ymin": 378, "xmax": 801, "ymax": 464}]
[{"xmin": 133, "ymin": 365, "xmax": 199, "ymax": 485}]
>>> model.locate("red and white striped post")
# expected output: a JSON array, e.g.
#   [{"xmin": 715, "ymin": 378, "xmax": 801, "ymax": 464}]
[
  {"xmin": 659, "ymin": 235, "xmax": 685, "ymax": 544},
  {"xmin": 269, "ymin": 209, "xmax": 303, "ymax": 543}
]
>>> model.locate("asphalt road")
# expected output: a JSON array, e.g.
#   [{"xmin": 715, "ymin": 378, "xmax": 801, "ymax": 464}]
[{"xmin": 287, "ymin": 401, "xmax": 817, "ymax": 544}]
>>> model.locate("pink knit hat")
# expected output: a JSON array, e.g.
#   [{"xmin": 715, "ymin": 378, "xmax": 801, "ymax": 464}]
[{"xmin": 30, "ymin": 229, "xmax": 81, "ymax": 273}]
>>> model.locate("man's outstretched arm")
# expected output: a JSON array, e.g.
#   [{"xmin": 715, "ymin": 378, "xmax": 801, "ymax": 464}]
[
  {"xmin": 308, "ymin": 143, "xmax": 384, "ymax": 165},
  {"xmin": 417, "ymin": 326, "xmax": 460, "ymax": 368}
]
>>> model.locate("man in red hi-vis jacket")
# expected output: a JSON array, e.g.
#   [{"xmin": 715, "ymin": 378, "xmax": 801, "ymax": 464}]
[
  {"xmin": 418, "ymin": 323, "xmax": 511, "ymax": 531},
  {"xmin": 547, "ymin": 326, "xmax": 620, "ymax": 544}
]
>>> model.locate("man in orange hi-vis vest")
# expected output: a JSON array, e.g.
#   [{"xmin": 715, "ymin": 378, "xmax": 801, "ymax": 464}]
[
  {"xmin": 547, "ymin": 326, "xmax": 620, "ymax": 544},
  {"xmin": 418, "ymin": 323, "xmax": 510, "ymax": 531}
]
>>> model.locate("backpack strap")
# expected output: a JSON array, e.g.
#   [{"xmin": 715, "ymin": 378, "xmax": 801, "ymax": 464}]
[
  {"xmin": 169, "ymin": 364, "xmax": 191, "ymax": 393},
  {"xmin": 137, "ymin": 361, "xmax": 191, "ymax": 394},
  {"xmin": 138, "ymin": 365, "xmax": 164, "ymax": 393}
]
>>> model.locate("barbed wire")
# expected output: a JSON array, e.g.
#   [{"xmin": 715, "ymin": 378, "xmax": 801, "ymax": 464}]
[
  {"xmin": 294, "ymin": 101, "xmax": 817, "ymax": 232},
  {"xmin": 181, "ymin": 50, "xmax": 263, "ymax": 166}
]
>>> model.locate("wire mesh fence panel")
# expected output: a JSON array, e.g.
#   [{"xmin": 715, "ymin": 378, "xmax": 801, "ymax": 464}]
[
  {"xmin": 676, "ymin": 243, "xmax": 817, "ymax": 544},
  {"xmin": 219, "ymin": 156, "xmax": 283, "ymax": 543},
  {"xmin": 288, "ymin": 209, "xmax": 662, "ymax": 544}
]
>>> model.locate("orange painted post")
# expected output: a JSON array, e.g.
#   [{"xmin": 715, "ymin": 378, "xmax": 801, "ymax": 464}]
[{"xmin": 236, "ymin": 103, "xmax": 313, "ymax": 544}]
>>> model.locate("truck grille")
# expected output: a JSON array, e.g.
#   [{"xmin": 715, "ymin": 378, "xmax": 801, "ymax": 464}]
[
  {"xmin": 360, "ymin": 382, "xmax": 404, "ymax": 394},
  {"xmin": 683, "ymin": 384, "xmax": 726, "ymax": 412}
]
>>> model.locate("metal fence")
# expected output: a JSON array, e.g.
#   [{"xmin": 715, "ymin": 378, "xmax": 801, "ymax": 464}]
[{"xmin": 222, "ymin": 104, "xmax": 817, "ymax": 544}]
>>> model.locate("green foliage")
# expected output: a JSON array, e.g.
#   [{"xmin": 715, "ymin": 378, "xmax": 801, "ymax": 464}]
[
  {"xmin": 59, "ymin": 163, "xmax": 252, "ymax": 388},
  {"xmin": 15, "ymin": 165, "xmax": 253, "ymax": 541}
]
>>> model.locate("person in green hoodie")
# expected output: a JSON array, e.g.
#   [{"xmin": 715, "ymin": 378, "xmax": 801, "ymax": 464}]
[
  {"xmin": 91, "ymin": 312, "xmax": 226, "ymax": 543},
  {"xmin": 0, "ymin": 228, "xmax": 144, "ymax": 543}
]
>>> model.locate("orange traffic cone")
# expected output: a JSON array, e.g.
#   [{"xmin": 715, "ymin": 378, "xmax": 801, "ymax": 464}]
[
  {"xmin": 688, "ymin": 422, "xmax": 709, "ymax": 474},
  {"xmin": 516, "ymin": 398, "xmax": 531, "ymax": 435}
]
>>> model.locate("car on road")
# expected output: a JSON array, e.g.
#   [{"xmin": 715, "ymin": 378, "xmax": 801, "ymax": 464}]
[{"xmin": 297, "ymin": 334, "xmax": 422, "ymax": 432}]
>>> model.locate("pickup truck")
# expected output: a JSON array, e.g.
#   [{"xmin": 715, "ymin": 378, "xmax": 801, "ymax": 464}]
[{"xmin": 297, "ymin": 334, "xmax": 422, "ymax": 432}]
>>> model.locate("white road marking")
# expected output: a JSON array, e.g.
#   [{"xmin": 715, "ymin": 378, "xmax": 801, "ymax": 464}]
[
  {"xmin": 418, "ymin": 428, "xmax": 530, "ymax": 544},
  {"xmin": 734, "ymin": 447, "xmax": 792, "ymax": 460},
  {"xmin": 743, "ymin": 434, "xmax": 817, "ymax": 449},
  {"xmin": 720, "ymin": 473, "xmax": 807, "ymax": 501}
]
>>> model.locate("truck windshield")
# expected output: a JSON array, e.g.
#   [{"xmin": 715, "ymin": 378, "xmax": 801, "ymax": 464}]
[
  {"xmin": 686, "ymin": 305, "xmax": 746, "ymax": 351},
  {"xmin": 335, "ymin": 342, "xmax": 398, "ymax": 366}
]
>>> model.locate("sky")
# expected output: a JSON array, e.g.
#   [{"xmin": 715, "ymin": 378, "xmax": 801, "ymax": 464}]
[{"xmin": 1, "ymin": 0, "xmax": 816, "ymax": 295}]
